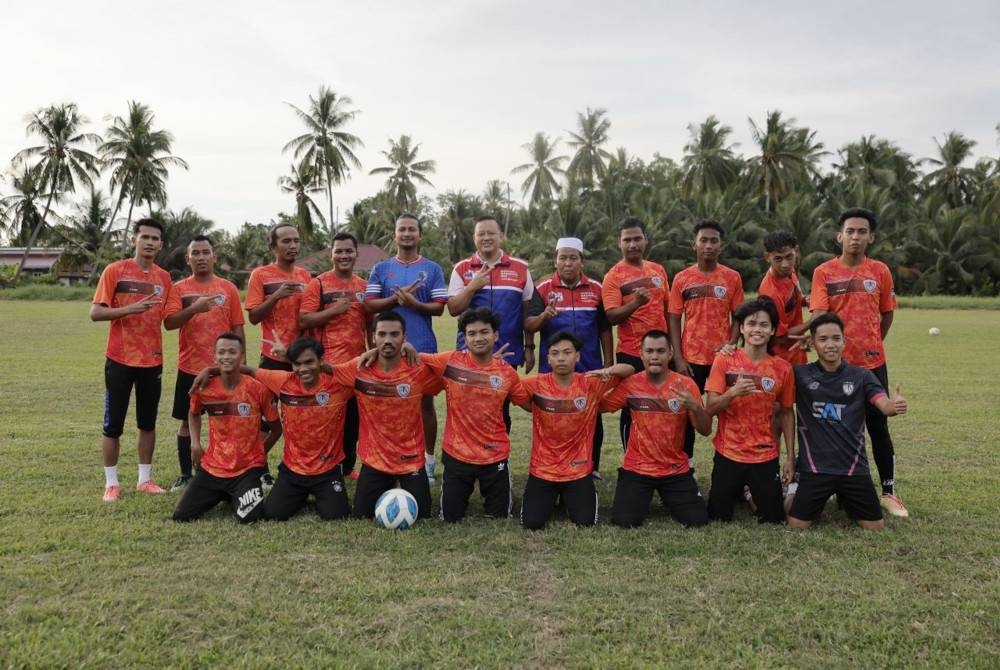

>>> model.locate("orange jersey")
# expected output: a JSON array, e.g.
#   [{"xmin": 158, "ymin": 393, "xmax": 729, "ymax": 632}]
[
  {"xmin": 163, "ymin": 275, "xmax": 244, "ymax": 374},
  {"xmin": 244, "ymin": 264, "xmax": 312, "ymax": 361},
  {"xmin": 668, "ymin": 264, "xmax": 744, "ymax": 365},
  {"xmin": 253, "ymin": 369, "xmax": 353, "ymax": 476},
  {"xmin": 331, "ymin": 359, "xmax": 444, "ymax": 475},
  {"xmin": 190, "ymin": 375, "xmax": 278, "ymax": 478},
  {"xmin": 92, "ymin": 259, "xmax": 171, "ymax": 367},
  {"xmin": 810, "ymin": 257, "xmax": 896, "ymax": 369},
  {"xmin": 705, "ymin": 350, "xmax": 794, "ymax": 464},
  {"xmin": 520, "ymin": 373, "xmax": 618, "ymax": 482},
  {"xmin": 602, "ymin": 260, "xmax": 670, "ymax": 357},
  {"xmin": 420, "ymin": 351, "xmax": 529, "ymax": 465},
  {"xmin": 299, "ymin": 272, "xmax": 369, "ymax": 364},
  {"xmin": 757, "ymin": 269, "xmax": 807, "ymax": 365},
  {"xmin": 600, "ymin": 371, "xmax": 702, "ymax": 477}
]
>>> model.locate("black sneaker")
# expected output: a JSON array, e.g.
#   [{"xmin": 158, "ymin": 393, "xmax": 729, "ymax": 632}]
[
  {"xmin": 169, "ymin": 475, "xmax": 191, "ymax": 493},
  {"xmin": 260, "ymin": 472, "xmax": 275, "ymax": 491}
]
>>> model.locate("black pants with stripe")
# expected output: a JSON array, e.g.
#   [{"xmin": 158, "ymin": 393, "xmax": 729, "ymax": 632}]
[
  {"xmin": 521, "ymin": 474, "xmax": 597, "ymax": 530},
  {"xmin": 866, "ymin": 365, "xmax": 896, "ymax": 495},
  {"xmin": 440, "ymin": 452, "xmax": 512, "ymax": 522}
]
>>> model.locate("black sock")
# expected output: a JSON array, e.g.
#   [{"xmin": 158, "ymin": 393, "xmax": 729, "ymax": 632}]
[{"xmin": 177, "ymin": 435, "xmax": 192, "ymax": 477}]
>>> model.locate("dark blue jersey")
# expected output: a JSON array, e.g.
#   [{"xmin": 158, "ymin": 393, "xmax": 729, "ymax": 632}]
[{"xmin": 794, "ymin": 362, "xmax": 888, "ymax": 476}]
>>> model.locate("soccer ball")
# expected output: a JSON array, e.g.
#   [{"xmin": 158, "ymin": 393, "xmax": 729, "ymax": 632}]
[
  {"xmin": 928, "ymin": 327, "xmax": 941, "ymax": 336},
  {"xmin": 374, "ymin": 488, "xmax": 419, "ymax": 530}
]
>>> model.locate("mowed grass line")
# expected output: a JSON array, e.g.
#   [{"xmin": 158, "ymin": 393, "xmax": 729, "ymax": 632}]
[{"xmin": 0, "ymin": 302, "xmax": 998, "ymax": 667}]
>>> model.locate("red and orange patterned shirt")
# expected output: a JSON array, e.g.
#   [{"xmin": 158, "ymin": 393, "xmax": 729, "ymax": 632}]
[
  {"xmin": 602, "ymin": 260, "xmax": 670, "ymax": 357},
  {"xmin": 601, "ymin": 371, "xmax": 703, "ymax": 477},
  {"xmin": 810, "ymin": 257, "xmax": 896, "ymax": 369},
  {"xmin": 757, "ymin": 269, "xmax": 807, "ymax": 365},
  {"xmin": 92, "ymin": 259, "xmax": 171, "ymax": 368},
  {"xmin": 299, "ymin": 272, "xmax": 369, "ymax": 364},
  {"xmin": 705, "ymin": 350, "xmax": 794, "ymax": 464},
  {"xmin": 190, "ymin": 375, "xmax": 278, "ymax": 478},
  {"xmin": 331, "ymin": 359, "xmax": 444, "ymax": 475},
  {"xmin": 244, "ymin": 263, "xmax": 311, "ymax": 362},
  {"xmin": 668, "ymin": 264, "xmax": 744, "ymax": 366},
  {"xmin": 164, "ymin": 275, "xmax": 244, "ymax": 374},
  {"xmin": 420, "ymin": 351, "xmax": 529, "ymax": 465},
  {"xmin": 520, "ymin": 373, "xmax": 619, "ymax": 482}
]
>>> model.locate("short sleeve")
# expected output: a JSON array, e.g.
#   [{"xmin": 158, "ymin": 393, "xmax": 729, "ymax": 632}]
[
  {"xmin": 253, "ymin": 369, "xmax": 293, "ymax": 395},
  {"xmin": 809, "ymin": 266, "xmax": 829, "ymax": 312},
  {"xmin": 418, "ymin": 352, "xmax": 451, "ymax": 376},
  {"xmin": 92, "ymin": 264, "xmax": 118, "ymax": 306},
  {"xmin": 668, "ymin": 273, "xmax": 684, "ymax": 315},
  {"xmin": 331, "ymin": 360, "xmax": 358, "ymax": 386},
  {"xmin": 729, "ymin": 271, "xmax": 745, "ymax": 311},
  {"xmin": 599, "ymin": 382, "xmax": 628, "ymax": 412},
  {"xmin": 365, "ymin": 264, "xmax": 384, "ymax": 299},
  {"xmin": 586, "ymin": 374, "xmax": 619, "ymax": 398},
  {"xmin": 189, "ymin": 389, "xmax": 203, "ymax": 415},
  {"xmin": 778, "ymin": 365, "xmax": 795, "ymax": 408},
  {"xmin": 429, "ymin": 264, "xmax": 448, "ymax": 303},
  {"xmin": 602, "ymin": 268, "xmax": 622, "ymax": 309},
  {"xmin": 879, "ymin": 264, "xmax": 896, "ymax": 312},
  {"xmin": 419, "ymin": 366, "xmax": 444, "ymax": 395},
  {"xmin": 448, "ymin": 267, "xmax": 466, "ymax": 297},
  {"xmin": 300, "ymin": 277, "xmax": 322, "ymax": 313},
  {"xmin": 226, "ymin": 283, "xmax": 245, "ymax": 326},
  {"xmin": 245, "ymin": 269, "xmax": 264, "ymax": 310},
  {"xmin": 163, "ymin": 281, "xmax": 182, "ymax": 318},
  {"xmin": 261, "ymin": 388, "xmax": 280, "ymax": 423},
  {"xmin": 526, "ymin": 289, "xmax": 545, "ymax": 317},
  {"xmin": 704, "ymin": 355, "xmax": 728, "ymax": 394},
  {"xmin": 862, "ymin": 369, "xmax": 888, "ymax": 403},
  {"xmin": 508, "ymin": 376, "xmax": 531, "ymax": 406}
]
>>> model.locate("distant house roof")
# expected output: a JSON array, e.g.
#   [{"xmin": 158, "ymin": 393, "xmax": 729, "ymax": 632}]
[
  {"xmin": 297, "ymin": 244, "xmax": 389, "ymax": 275},
  {"xmin": 0, "ymin": 247, "xmax": 64, "ymax": 272}
]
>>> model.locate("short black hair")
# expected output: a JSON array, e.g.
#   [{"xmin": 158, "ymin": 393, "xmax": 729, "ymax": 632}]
[
  {"xmin": 458, "ymin": 306, "xmax": 500, "ymax": 334},
  {"xmin": 763, "ymin": 230, "xmax": 799, "ymax": 252},
  {"xmin": 809, "ymin": 312, "xmax": 845, "ymax": 336},
  {"xmin": 475, "ymin": 214, "xmax": 500, "ymax": 225},
  {"xmin": 215, "ymin": 331, "xmax": 244, "ymax": 351},
  {"xmin": 188, "ymin": 234, "xmax": 213, "ymax": 248},
  {"xmin": 269, "ymin": 223, "xmax": 298, "ymax": 247},
  {"xmin": 133, "ymin": 217, "xmax": 164, "ymax": 236},
  {"xmin": 693, "ymin": 219, "xmax": 725, "ymax": 239},
  {"xmin": 374, "ymin": 310, "xmax": 406, "ymax": 333},
  {"xmin": 332, "ymin": 231, "xmax": 358, "ymax": 250},
  {"xmin": 546, "ymin": 330, "xmax": 582, "ymax": 352},
  {"xmin": 287, "ymin": 337, "xmax": 324, "ymax": 363},
  {"xmin": 734, "ymin": 296, "xmax": 780, "ymax": 352},
  {"xmin": 837, "ymin": 207, "xmax": 877, "ymax": 231},
  {"xmin": 396, "ymin": 212, "xmax": 422, "ymax": 232},
  {"xmin": 641, "ymin": 329, "xmax": 671, "ymax": 347},
  {"xmin": 618, "ymin": 216, "xmax": 645, "ymax": 234}
]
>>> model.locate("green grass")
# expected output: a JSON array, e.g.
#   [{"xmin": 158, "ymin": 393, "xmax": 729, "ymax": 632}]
[{"xmin": 1, "ymin": 302, "xmax": 998, "ymax": 667}]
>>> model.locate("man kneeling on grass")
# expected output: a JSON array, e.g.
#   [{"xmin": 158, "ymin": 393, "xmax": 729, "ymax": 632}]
[
  {"xmin": 786, "ymin": 313, "xmax": 908, "ymax": 531},
  {"xmin": 174, "ymin": 333, "xmax": 281, "ymax": 523}
]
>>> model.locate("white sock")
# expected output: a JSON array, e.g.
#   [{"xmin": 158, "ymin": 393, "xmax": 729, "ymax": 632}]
[
  {"xmin": 138, "ymin": 463, "xmax": 152, "ymax": 485},
  {"xmin": 425, "ymin": 454, "xmax": 436, "ymax": 471},
  {"xmin": 104, "ymin": 466, "xmax": 119, "ymax": 487}
]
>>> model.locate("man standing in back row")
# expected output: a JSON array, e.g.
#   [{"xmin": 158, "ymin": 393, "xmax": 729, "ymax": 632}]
[
  {"xmin": 810, "ymin": 207, "xmax": 907, "ymax": 518},
  {"xmin": 90, "ymin": 218, "xmax": 172, "ymax": 502}
]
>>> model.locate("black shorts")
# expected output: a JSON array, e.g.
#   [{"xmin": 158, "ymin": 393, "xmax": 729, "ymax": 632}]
[
  {"xmin": 264, "ymin": 463, "xmax": 350, "ymax": 521},
  {"xmin": 707, "ymin": 452, "xmax": 784, "ymax": 523},
  {"xmin": 102, "ymin": 358, "xmax": 162, "ymax": 438},
  {"xmin": 520, "ymin": 474, "xmax": 597, "ymax": 530},
  {"xmin": 172, "ymin": 466, "xmax": 266, "ymax": 524},
  {"xmin": 171, "ymin": 370, "xmax": 198, "ymax": 421},
  {"xmin": 788, "ymin": 472, "xmax": 883, "ymax": 522},
  {"xmin": 259, "ymin": 356, "xmax": 293, "ymax": 371},
  {"xmin": 352, "ymin": 464, "xmax": 432, "ymax": 520},
  {"xmin": 611, "ymin": 468, "xmax": 708, "ymax": 528},
  {"xmin": 439, "ymin": 451, "xmax": 512, "ymax": 522}
]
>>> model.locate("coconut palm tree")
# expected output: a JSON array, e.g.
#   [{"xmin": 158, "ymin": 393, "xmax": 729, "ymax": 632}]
[
  {"xmin": 50, "ymin": 187, "xmax": 113, "ymax": 272},
  {"xmin": 481, "ymin": 179, "xmax": 514, "ymax": 234},
  {"xmin": 98, "ymin": 101, "xmax": 188, "ymax": 252},
  {"xmin": 368, "ymin": 135, "xmax": 436, "ymax": 211},
  {"xmin": 0, "ymin": 162, "xmax": 52, "ymax": 246},
  {"xmin": 511, "ymin": 133, "xmax": 568, "ymax": 205},
  {"xmin": 12, "ymin": 103, "xmax": 101, "ymax": 273},
  {"xmin": 921, "ymin": 131, "xmax": 979, "ymax": 208},
  {"xmin": 566, "ymin": 107, "xmax": 612, "ymax": 188},
  {"xmin": 746, "ymin": 110, "xmax": 825, "ymax": 211},
  {"xmin": 278, "ymin": 160, "xmax": 326, "ymax": 236},
  {"xmin": 436, "ymin": 189, "xmax": 481, "ymax": 262},
  {"xmin": 284, "ymin": 87, "xmax": 363, "ymax": 228},
  {"xmin": 680, "ymin": 115, "xmax": 741, "ymax": 198}
]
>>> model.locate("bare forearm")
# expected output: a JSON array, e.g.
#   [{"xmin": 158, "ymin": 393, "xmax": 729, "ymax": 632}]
[
  {"xmin": 880, "ymin": 311, "xmax": 894, "ymax": 340},
  {"xmin": 605, "ymin": 301, "xmax": 639, "ymax": 325},
  {"xmin": 600, "ymin": 330, "xmax": 614, "ymax": 366},
  {"xmin": 446, "ymin": 286, "xmax": 478, "ymax": 315},
  {"xmin": 89, "ymin": 304, "xmax": 132, "ymax": 322},
  {"xmin": 364, "ymin": 296, "xmax": 398, "ymax": 314}
]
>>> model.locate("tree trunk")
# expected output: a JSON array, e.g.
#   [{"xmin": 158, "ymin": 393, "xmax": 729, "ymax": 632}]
[
  {"xmin": 16, "ymin": 188, "xmax": 57, "ymax": 276},
  {"xmin": 88, "ymin": 193, "xmax": 124, "ymax": 283}
]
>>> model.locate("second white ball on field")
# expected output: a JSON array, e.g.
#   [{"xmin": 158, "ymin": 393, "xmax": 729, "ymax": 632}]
[{"xmin": 929, "ymin": 327, "xmax": 941, "ymax": 336}]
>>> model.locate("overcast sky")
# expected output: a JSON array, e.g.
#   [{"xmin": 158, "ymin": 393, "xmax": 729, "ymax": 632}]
[{"xmin": 2, "ymin": 1, "xmax": 998, "ymax": 233}]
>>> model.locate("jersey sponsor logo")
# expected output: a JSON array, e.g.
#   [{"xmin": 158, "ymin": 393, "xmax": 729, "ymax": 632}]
[
  {"xmin": 570, "ymin": 459, "xmax": 587, "ymax": 467},
  {"xmin": 237, "ymin": 402, "xmax": 252, "ymax": 417},
  {"xmin": 444, "ymin": 364, "xmax": 503, "ymax": 391},
  {"xmin": 842, "ymin": 381, "xmax": 855, "ymax": 395},
  {"xmin": 573, "ymin": 396, "xmax": 587, "ymax": 410},
  {"xmin": 499, "ymin": 269, "xmax": 520, "ymax": 283},
  {"xmin": 713, "ymin": 285, "xmax": 727, "ymax": 299},
  {"xmin": 532, "ymin": 394, "xmax": 587, "ymax": 413},
  {"xmin": 580, "ymin": 291, "xmax": 598, "ymax": 302},
  {"xmin": 396, "ymin": 383, "xmax": 411, "ymax": 398},
  {"xmin": 115, "ymin": 279, "xmax": 157, "ymax": 295},
  {"xmin": 724, "ymin": 371, "xmax": 763, "ymax": 389},
  {"xmin": 825, "ymin": 278, "xmax": 872, "ymax": 296},
  {"xmin": 863, "ymin": 279, "xmax": 877, "ymax": 293},
  {"xmin": 236, "ymin": 487, "xmax": 263, "ymax": 518},
  {"xmin": 316, "ymin": 392, "xmax": 330, "ymax": 406},
  {"xmin": 400, "ymin": 453, "xmax": 419, "ymax": 461},
  {"xmin": 202, "ymin": 401, "xmax": 253, "ymax": 417},
  {"xmin": 761, "ymin": 377, "xmax": 775, "ymax": 392},
  {"xmin": 808, "ymin": 381, "xmax": 820, "ymax": 390},
  {"xmin": 279, "ymin": 392, "xmax": 325, "ymax": 407},
  {"xmin": 626, "ymin": 396, "xmax": 674, "ymax": 412},
  {"xmin": 620, "ymin": 276, "xmax": 653, "ymax": 296},
  {"xmin": 681, "ymin": 284, "xmax": 721, "ymax": 301},
  {"xmin": 263, "ymin": 281, "xmax": 304, "ymax": 295},
  {"xmin": 812, "ymin": 401, "xmax": 846, "ymax": 421},
  {"xmin": 355, "ymin": 379, "xmax": 410, "ymax": 397}
]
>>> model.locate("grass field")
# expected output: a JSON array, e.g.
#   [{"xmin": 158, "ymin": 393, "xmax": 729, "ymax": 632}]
[{"xmin": 1, "ymin": 301, "xmax": 998, "ymax": 668}]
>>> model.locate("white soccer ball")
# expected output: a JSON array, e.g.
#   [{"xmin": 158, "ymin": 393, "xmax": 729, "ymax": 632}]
[
  {"xmin": 374, "ymin": 488, "xmax": 419, "ymax": 530},
  {"xmin": 928, "ymin": 327, "xmax": 941, "ymax": 336}
]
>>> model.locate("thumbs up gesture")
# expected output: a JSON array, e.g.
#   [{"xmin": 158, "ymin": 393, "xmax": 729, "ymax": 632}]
[{"xmin": 892, "ymin": 383, "xmax": 907, "ymax": 416}]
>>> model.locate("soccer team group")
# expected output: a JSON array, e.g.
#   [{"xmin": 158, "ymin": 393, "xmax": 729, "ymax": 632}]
[{"xmin": 90, "ymin": 207, "xmax": 909, "ymax": 530}]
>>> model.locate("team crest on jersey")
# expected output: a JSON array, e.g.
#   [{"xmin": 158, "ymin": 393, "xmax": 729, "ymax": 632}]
[
  {"xmin": 651, "ymin": 276, "xmax": 663, "ymax": 288},
  {"xmin": 237, "ymin": 402, "xmax": 251, "ymax": 417},
  {"xmin": 573, "ymin": 396, "xmax": 587, "ymax": 411},
  {"xmin": 547, "ymin": 292, "xmax": 561, "ymax": 303},
  {"xmin": 761, "ymin": 377, "xmax": 775, "ymax": 392},
  {"xmin": 355, "ymin": 292, "xmax": 365, "ymax": 302},
  {"xmin": 842, "ymin": 381, "xmax": 855, "ymax": 395},
  {"xmin": 152, "ymin": 285, "xmax": 164, "ymax": 296},
  {"xmin": 713, "ymin": 285, "xmax": 727, "ymax": 299},
  {"xmin": 667, "ymin": 398, "xmax": 682, "ymax": 413},
  {"xmin": 808, "ymin": 381, "xmax": 819, "ymax": 390},
  {"xmin": 396, "ymin": 384, "xmax": 411, "ymax": 398},
  {"xmin": 463, "ymin": 270, "xmax": 474, "ymax": 280},
  {"xmin": 489, "ymin": 375, "xmax": 503, "ymax": 390},
  {"xmin": 213, "ymin": 294, "xmax": 225, "ymax": 306},
  {"xmin": 316, "ymin": 392, "xmax": 330, "ymax": 406},
  {"xmin": 863, "ymin": 279, "xmax": 877, "ymax": 293}
]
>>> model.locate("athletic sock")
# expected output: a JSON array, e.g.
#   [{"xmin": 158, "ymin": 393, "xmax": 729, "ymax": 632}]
[
  {"xmin": 104, "ymin": 466, "xmax": 119, "ymax": 487},
  {"xmin": 138, "ymin": 463, "xmax": 153, "ymax": 485},
  {"xmin": 177, "ymin": 435, "xmax": 192, "ymax": 477},
  {"xmin": 425, "ymin": 454, "xmax": 436, "ymax": 473}
]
